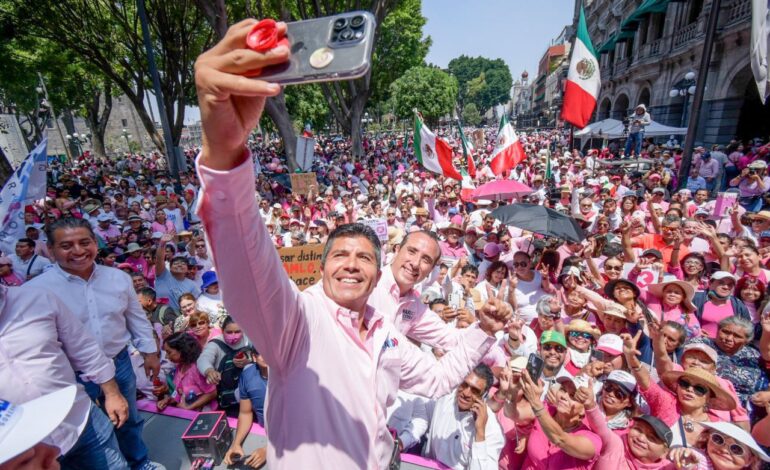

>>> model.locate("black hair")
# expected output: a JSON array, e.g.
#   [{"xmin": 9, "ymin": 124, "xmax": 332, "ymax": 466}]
[
  {"xmin": 485, "ymin": 260, "xmax": 509, "ymax": 282},
  {"xmin": 398, "ymin": 230, "xmax": 441, "ymax": 264},
  {"xmin": 164, "ymin": 331, "xmax": 202, "ymax": 365},
  {"xmin": 221, "ymin": 315, "xmax": 236, "ymax": 330},
  {"xmin": 473, "ymin": 364, "xmax": 494, "ymax": 395},
  {"xmin": 429, "ymin": 298, "xmax": 448, "ymax": 309},
  {"xmin": 662, "ymin": 321, "xmax": 687, "ymax": 348},
  {"xmin": 45, "ymin": 217, "xmax": 96, "ymax": 246},
  {"xmin": 321, "ymin": 223, "xmax": 382, "ymax": 268},
  {"xmin": 138, "ymin": 287, "xmax": 157, "ymax": 300},
  {"xmin": 461, "ymin": 265, "xmax": 479, "ymax": 276},
  {"xmin": 16, "ymin": 238, "xmax": 35, "ymax": 249}
]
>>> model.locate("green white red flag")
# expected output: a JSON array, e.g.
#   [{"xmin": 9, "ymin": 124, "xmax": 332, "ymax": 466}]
[
  {"xmin": 561, "ymin": 5, "xmax": 601, "ymax": 129},
  {"xmin": 457, "ymin": 119, "xmax": 476, "ymax": 178},
  {"xmin": 460, "ymin": 169, "xmax": 476, "ymax": 202},
  {"xmin": 489, "ymin": 115, "xmax": 525, "ymax": 176},
  {"xmin": 414, "ymin": 112, "xmax": 462, "ymax": 181}
]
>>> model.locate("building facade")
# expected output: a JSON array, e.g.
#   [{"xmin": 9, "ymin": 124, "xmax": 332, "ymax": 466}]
[{"xmin": 584, "ymin": 0, "xmax": 769, "ymax": 145}]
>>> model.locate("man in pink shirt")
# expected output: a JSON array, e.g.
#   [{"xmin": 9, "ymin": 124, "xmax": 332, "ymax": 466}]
[{"xmin": 194, "ymin": 21, "xmax": 512, "ymax": 470}]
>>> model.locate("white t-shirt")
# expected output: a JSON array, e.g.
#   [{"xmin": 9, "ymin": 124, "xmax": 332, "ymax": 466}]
[{"xmin": 514, "ymin": 272, "xmax": 546, "ymax": 322}]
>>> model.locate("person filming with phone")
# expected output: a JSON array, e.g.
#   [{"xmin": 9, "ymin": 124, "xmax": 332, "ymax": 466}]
[
  {"xmin": 193, "ymin": 18, "xmax": 513, "ymax": 470},
  {"xmin": 624, "ymin": 104, "xmax": 652, "ymax": 157}
]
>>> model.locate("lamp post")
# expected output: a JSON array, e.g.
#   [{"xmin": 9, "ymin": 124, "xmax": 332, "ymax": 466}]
[
  {"xmin": 65, "ymin": 132, "xmax": 89, "ymax": 156},
  {"xmin": 669, "ymin": 71, "xmax": 697, "ymax": 127},
  {"xmin": 121, "ymin": 128, "xmax": 132, "ymax": 151}
]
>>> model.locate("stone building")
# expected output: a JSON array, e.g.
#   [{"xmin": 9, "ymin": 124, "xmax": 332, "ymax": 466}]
[{"xmin": 584, "ymin": 0, "xmax": 769, "ymax": 145}]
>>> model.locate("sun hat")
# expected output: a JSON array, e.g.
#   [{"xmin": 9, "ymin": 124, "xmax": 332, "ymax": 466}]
[
  {"xmin": 605, "ymin": 370, "xmax": 637, "ymax": 394},
  {"xmin": 0, "ymin": 385, "xmax": 77, "ymax": 464},
  {"xmin": 558, "ymin": 265, "xmax": 582, "ymax": 284},
  {"xmin": 564, "ymin": 319, "xmax": 601, "ymax": 340},
  {"xmin": 748, "ymin": 160, "xmax": 768, "ymax": 170},
  {"xmin": 604, "ymin": 278, "xmax": 640, "ymax": 299},
  {"xmin": 699, "ymin": 422, "xmax": 770, "ymax": 462},
  {"xmin": 634, "ymin": 415, "xmax": 673, "ymax": 447},
  {"xmin": 116, "ymin": 262, "xmax": 135, "ymax": 272},
  {"xmin": 660, "ymin": 367, "xmax": 736, "ymax": 411},
  {"xmin": 596, "ymin": 334, "xmax": 624, "ymax": 356},
  {"xmin": 441, "ymin": 223, "xmax": 464, "ymax": 235},
  {"xmin": 96, "ymin": 213, "xmax": 112, "ymax": 223},
  {"xmin": 751, "ymin": 210, "xmax": 770, "ymax": 220},
  {"xmin": 127, "ymin": 215, "xmax": 143, "ymax": 222},
  {"xmin": 387, "ymin": 227, "xmax": 404, "ymax": 246},
  {"xmin": 124, "ymin": 242, "xmax": 143, "ymax": 254},
  {"xmin": 681, "ymin": 343, "xmax": 719, "ymax": 364},
  {"xmin": 652, "ymin": 187, "xmax": 666, "ymax": 194},
  {"xmin": 540, "ymin": 330, "xmax": 567, "ymax": 348},
  {"xmin": 509, "ymin": 356, "xmax": 528, "ymax": 373},
  {"xmin": 201, "ymin": 270, "xmax": 218, "ymax": 290},
  {"xmin": 648, "ymin": 274, "xmax": 696, "ymax": 312}
]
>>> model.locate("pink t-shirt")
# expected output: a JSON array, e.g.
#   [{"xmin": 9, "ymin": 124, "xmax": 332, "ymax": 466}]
[
  {"xmin": 522, "ymin": 406, "xmax": 602, "ymax": 470},
  {"xmin": 699, "ymin": 301, "xmax": 735, "ymax": 338},
  {"xmin": 171, "ymin": 363, "xmax": 217, "ymax": 411}
]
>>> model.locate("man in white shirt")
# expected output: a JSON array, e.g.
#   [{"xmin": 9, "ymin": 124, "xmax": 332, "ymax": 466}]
[
  {"xmin": 9, "ymin": 238, "xmax": 50, "ymax": 280},
  {"xmin": 0, "ymin": 284, "xmax": 129, "ymax": 468},
  {"xmin": 27, "ymin": 218, "xmax": 162, "ymax": 470},
  {"xmin": 385, "ymin": 391, "xmax": 429, "ymax": 453},
  {"xmin": 423, "ymin": 365, "xmax": 505, "ymax": 470}
]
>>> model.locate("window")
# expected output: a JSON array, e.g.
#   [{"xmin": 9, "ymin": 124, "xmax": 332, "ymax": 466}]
[
  {"xmin": 688, "ymin": 0, "xmax": 704, "ymax": 24},
  {"xmin": 121, "ymin": 118, "xmax": 128, "ymax": 127}
]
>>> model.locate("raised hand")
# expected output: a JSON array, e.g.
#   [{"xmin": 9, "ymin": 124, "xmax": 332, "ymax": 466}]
[
  {"xmin": 478, "ymin": 294, "xmax": 513, "ymax": 336},
  {"xmin": 574, "ymin": 378, "xmax": 596, "ymax": 408},
  {"xmin": 520, "ymin": 369, "xmax": 544, "ymax": 406},
  {"xmin": 620, "ymin": 330, "xmax": 642, "ymax": 358}
]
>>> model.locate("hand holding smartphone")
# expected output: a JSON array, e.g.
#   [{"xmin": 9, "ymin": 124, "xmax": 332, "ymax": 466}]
[{"xmin": 526, "ymin": 353, "xmax": 545, "ymax": 382}]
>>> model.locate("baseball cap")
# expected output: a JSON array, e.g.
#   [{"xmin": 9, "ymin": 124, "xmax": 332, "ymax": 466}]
[
  {"xmin": 96, "ymin": 213, "xmax": 112, "ymax": 223},
  {"xmin": 642, "ymin": 249, "xmax": 663, "ymax": 260},
  {"xmin": 634, "ymin": 415, "xmax": 673, "ymax": 447},
  {"xmin": 760, "ymin": 230, "xmax": 770, "ymax": 239},
  {"xmin": 540, "ymin": 330, "xmax": 567, "ymax": 348},
  {"xmin": 596, "ymin": 334, "xmax": 623, "ymax": 356},
  {"xmin": 0, "ymin": 385, "xmax": 77, "ymax": 464},
  {"xmin": 116, "ymin": 262, "xmax": 135, "ymax": 272},
  {"xmin": 710, "ymin": 271, "xmax": 736, "ymax": 282},
  {"xmin": 605, "ymin": 370, "xmax": 637, "ymax": 394},
  {"xmin": 483, "ymin": 243, "xmax": 501, "ymax": 258},
  {"xmin": 681, "ymin": 343, "xmax": 718, "ymax": 364},
  {"xmin": 652, "ymin": 187, "xmax": 666, "ymax": 194}
]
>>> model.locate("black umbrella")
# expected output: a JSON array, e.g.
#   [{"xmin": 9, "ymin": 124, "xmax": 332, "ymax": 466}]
[{"xmin": 490, "ymin": 203, "xmax": 587, "ymax": 243}]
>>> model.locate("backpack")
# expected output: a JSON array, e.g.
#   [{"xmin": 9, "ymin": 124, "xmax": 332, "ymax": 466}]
[{"xmin": 211, "ymin": 339, "xmax": 257, "ymax": 410}]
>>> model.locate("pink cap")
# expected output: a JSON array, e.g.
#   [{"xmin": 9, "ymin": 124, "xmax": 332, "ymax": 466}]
[
  {"xmin": 483, "ymin": 243, "xmax": 501, "ymax": 258},
  {"xmin": 596, "ymin": 334, "xmax": 623, "ymax": 356}
]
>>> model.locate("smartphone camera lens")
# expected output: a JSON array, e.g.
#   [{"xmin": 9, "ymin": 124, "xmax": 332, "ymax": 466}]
[
  {"xmin": 353, "ymin": 30, "xmax": 364, "ymax": 39},
  {"xmin": 350, "ymin": 15, "xmax": 365, "ymax": 28},
  {"xmin": 340, "ymin": 28, "xmax": 354, "ymax": 40},
  {"xmin": 333, "ymin": 18, "xmax": 347, "ymax": 31}
]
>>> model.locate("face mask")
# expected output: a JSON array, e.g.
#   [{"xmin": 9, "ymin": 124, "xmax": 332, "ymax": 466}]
[
  {"xmin": 224, "ymin": 332, "xmax": 243, "ymax": 345},
  {"xmin": 708, "ymin": 289, "xmax": 730, "ymax": 300},
  {"xmin": 143, "ymin": 204, "xmax": 151, "ymax": 210}
]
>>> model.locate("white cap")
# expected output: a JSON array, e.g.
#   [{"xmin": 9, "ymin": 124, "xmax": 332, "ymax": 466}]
[
  {"xmin": 596, "ymin": 334, "xmax": 623, "ymax": 356},
  {"xmin": 96, "ymin": 213, "xmax": 112, "ymax": 222},
  {"xmin": 0, "ymin": 385, "xmax": 77, "ymax": 464},
  {"xmin": 699, "ymin": 422, "xmax": 770, "ymax": 462},
  {"xmin": 710, "ymin": 271, "xmax": 736, "ymax": 282},
  {"xmin": 605, "ymin": 370, "xmax": 637, "ymax": 393}
]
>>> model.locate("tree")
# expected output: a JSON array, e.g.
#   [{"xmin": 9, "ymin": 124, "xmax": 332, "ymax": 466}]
[
  {"xmin": 388, "ymin": 66, "xmax": 457, "ymax": 124},
  {"xmin": 448, "ymin": 55, "xmax": 512, "ymax": 114},
  {"xmin": 462, "ymin": 103, "xmax": 482, "ymax": 127},
  {"xmin": 10, "ymin": 0, "xmax": 211, "ymax": 156},
  {"xmin": 285, "ymin": 84, "xmax": 329, "ymax": 132}
]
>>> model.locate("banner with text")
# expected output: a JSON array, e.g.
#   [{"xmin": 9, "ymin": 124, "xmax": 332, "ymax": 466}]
[{"xmin": 279, "ymin": 244, "xmax": 325, "ymax": 290}]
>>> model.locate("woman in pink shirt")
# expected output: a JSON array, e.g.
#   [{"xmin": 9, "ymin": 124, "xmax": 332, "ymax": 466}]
[
  {"xmin": 519, "ymin": 373, "xmax": 602, "ymax": 470},
  {"xmin": 636, "ymin": 275, "xmax": 701, "ymax": 338},
  {"xmin": 0, "ymin": 256, "xmax": 24, "ymax": 286},
  {"xmin": 151, "ymin": 210, "xmax": 176, "ymax": 235},
  {"xmin": 156, "ymin": 331, "xmax": 217, "ymax": 411}
]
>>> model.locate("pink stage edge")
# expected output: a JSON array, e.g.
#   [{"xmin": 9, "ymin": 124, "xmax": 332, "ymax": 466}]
[{"xmin": 137, "ymin": 400, "xmax": 451, "ymax": 470}]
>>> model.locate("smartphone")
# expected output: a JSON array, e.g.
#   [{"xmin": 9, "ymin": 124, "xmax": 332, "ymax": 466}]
[
  {"xmin": 448, "ymin": 293, "xmax": 461, "ymax": 309},
  {"xmin": 526, "ymin": 353, "xmax": 545, "ymax": 381},
  {"xmin": 255, "ymin": 12, "xmax": 375, "ymax": 85}
]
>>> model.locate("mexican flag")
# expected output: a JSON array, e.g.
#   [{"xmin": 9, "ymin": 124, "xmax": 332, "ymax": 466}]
[
  {"xmin": 460, "ymin": 169, "xmax": 476, "ymax": 202},
  {"xmin": 456, "ymin": 119, "xmax": 476, "ymax": 178},
  {"xmin": 414, "ymin": 112, "xmax": 462, "ymax": 181},
  {"xmin": 489, "ymin": 115, "xmax": 525, "ymax": 176},
  {"xmin": 561, "ymin": 5, "xmax": 601, "ymax": 129}
]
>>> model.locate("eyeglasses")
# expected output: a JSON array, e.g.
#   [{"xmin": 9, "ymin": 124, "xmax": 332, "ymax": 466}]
[
  {"xmin": 542, "ymin": 343, "xmax": 566, "ymax": 353},
  {"xmin": 710, "ymin": 433, "xmax": 747, "ymax": 457},
  {"xmin": 569, "ymin": 331, "xmax": 594, "ymax": 340},
  {"xmin": 604, "ymin": 265, "xmax": 622, "ymax": 271},
  {"xmin": 195, "ymin": 244, "xmax": 205, "ymax": 248},
  {"xmin": 683, "ymin": 259, "xmax": 703, "ymax": 267},
  {"xmin": 603, "ymin": 382, "xmax": 630, "ymax": 398},
  {"xmin": 677, "ymin": 378, "xmax": 709, "ymax": 397},
  {"xmin": 513, "ymin": 262, "xmax": 529, "ymax": 268}
]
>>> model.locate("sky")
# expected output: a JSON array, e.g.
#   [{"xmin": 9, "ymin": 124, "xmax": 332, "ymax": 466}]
[
  {"xmin": 421, "ymin": 0, "xmax": 574, "ymax": 81},
  {"xmin": 177, "ymin": 2, "xmax": 574, "ymax": 124}
]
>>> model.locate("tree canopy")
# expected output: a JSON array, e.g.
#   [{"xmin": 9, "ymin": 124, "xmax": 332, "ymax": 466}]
[
  {"xmin": 447, "ymin": 55, "xmax": 512, "ymax": 114},
  {"xmin": 388, "ymin": 66, "xmax": 457, "ymax": 123}
]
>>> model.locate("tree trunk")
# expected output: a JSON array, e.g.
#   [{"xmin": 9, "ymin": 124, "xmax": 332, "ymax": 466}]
[
  {"xmin": 85, "ymin": 83, "xmax": 113, "ymax": 159},
  {"xmin": 264, "ymin": 92, "xmax": 298, "ymax": 172},
  {"xmin": 123, "ymin": 91, "xmax": 165, "ymax": 152},
  {"xmin": 350, "ymin": 94, "xmax": 368, "ymax": 158},
  {"xmin": 60, "ymin": 109, "xmax": 81, "ymax": 157}
]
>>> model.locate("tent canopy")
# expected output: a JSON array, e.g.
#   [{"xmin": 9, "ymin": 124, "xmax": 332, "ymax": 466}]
[{"xmin": 575, "ymin": 118, "xmax": 687, "ymax": 140}]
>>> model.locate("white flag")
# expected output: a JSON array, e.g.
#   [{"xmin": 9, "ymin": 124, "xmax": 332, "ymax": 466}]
[
  {"xmin": 0, "ymin": 138, "xmax": 48, "ymax": 255},
  {"xmin": 751, "ymin": 0, "xmax": 770, "ymax": 103}
]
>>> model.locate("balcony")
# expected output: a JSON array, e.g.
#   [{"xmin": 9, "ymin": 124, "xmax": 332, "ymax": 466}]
[
  {"xmin": 614, "ymin": 57, "xmax": 632, "ymax": 76},
  {"xmin": 672, "ymin": 22, "xmax": 699, "ymax": 49},
  {"xmin": 723, "ymin": 0, "xmax": 751, "ymax": 27}
]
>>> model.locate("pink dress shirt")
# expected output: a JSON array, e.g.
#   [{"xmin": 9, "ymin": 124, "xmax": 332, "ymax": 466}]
[{"xmin": 196, "ymin": 155, "xmax": 496, "ymax": 470}]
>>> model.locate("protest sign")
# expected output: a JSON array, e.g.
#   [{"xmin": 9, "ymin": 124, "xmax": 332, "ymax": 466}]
[
  {"xmin": 471, "ymin": 129, "xmax": 485, "ymax": 150},
  {"xmin": 362, "ymin": 218, "xmax": 388, "ymax": 242},
  {"xmin": 296, "ymin": 136, "xmax": 316, "ymax": 171},
  {"xmin": 278, "ymin": 244, "xmax": 325, "ymax": 290},
  {"xmin": 290, "ymin": 172, "xmax": 317, "ymax": 196},
  {"xmin": 712, "ymin": 192, "xmax": 737, "ymax": 218}
]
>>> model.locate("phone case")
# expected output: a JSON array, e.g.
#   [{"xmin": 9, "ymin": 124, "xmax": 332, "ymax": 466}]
[
  {"xmin": 526, "ymin": 353, "xmax": 545, "ymax": 381},
  {"xmin": 256, "ymin": 11, "xmax": 375, "ymax": 85}
]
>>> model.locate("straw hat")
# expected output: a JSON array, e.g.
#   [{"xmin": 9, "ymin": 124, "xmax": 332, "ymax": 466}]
[
  {"xmin": 660, "ymin": 367, "xmax": 736, "ymax": 411},
  {"xmin": 387, "ymin": 227, "xmax": 404, "ymax": 246},
  {"xmin": 648, "ymin": 275, "xmax": 696, "ymax": 312},
  {"xmin": 441, "ymin": 223, "xmax": 464, "ymax": 235},
  {"xmin": 564, "ymin": 319, "xmax": 601, "ymax": 340}
]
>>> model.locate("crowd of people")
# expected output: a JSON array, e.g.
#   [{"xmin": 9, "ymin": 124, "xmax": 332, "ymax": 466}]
[{"xmin": 3, "ymin": 23, "xmax": 770, "ymax": 470}]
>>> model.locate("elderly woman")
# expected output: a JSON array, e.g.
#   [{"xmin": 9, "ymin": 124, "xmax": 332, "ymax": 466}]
[
  {"xmin": 668, "ymin": 422, "xmax": 770, "ymax": 470},
  {"xmin": 689, "ymin": 316, "xmax": 769, "ymax": 411},
  {"xmin": 623, "ymin": 332, "xmax": 737, "ymax": 447},
  {"xmin": 693, "ymin": 272, "xmax": 751, "ymax": 338},
  {"xmin": 520, "ymin": 372, "xmax": 602, "ymax": 469},
  {"xmin": 635, "ymin": 275, "xmax": 701, "ymax": 338}
]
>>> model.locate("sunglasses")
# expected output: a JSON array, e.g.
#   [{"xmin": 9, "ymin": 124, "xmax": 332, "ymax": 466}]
[
  {"xmin": 604, "ymin": 265, "xmax": 622, "ymax": 271},
  {"xmin": 542, "ymin": 343, "xmax": 566, "ymax": 353},
  {"xmin": 677, "ymin": 378, "xmax": 709, "ymax": 397},
  {"xmin": 710, "ymin": 433, "xmax": 747, "ymax": 457},
  {"xmin": 513, "ymin": 262, "xmax": 529, "ymax": 268},
  {"xmin": 603, "ymin": 382, "xmax": 631, "ymax": 398},
  {"xmin": 569, "ymin": 331, "xmax": 594, "ymax": 340}
]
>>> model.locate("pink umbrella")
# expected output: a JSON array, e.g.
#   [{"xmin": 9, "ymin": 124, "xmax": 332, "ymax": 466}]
[{"xmin": 471, "ymin": 180, "xmax": 533, "ymax": 201}]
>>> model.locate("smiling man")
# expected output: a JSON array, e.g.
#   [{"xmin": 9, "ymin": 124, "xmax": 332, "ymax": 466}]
[{"xmin": 193, "ymin": 20, "xmax": 512, "ymax": 470}]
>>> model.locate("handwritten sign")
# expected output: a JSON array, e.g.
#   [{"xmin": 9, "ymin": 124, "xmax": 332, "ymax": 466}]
[
  {"xmin": 362, "ymin": 218, "xmax": 388, "ymax": 242},
  {"xmin": 713, "ymin": 192, "xmax": 737, "ymax": 218},
  {"xmin": 289, "ymin": 172, "xmax": 317, "ymax": 195},
  {"xmin": 471, "ymin": 129, "xmax": 485, "ymax": 150},
  {"xmin": 278, "ymin": 244, "xmax": 325, "ymax": 290}
]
